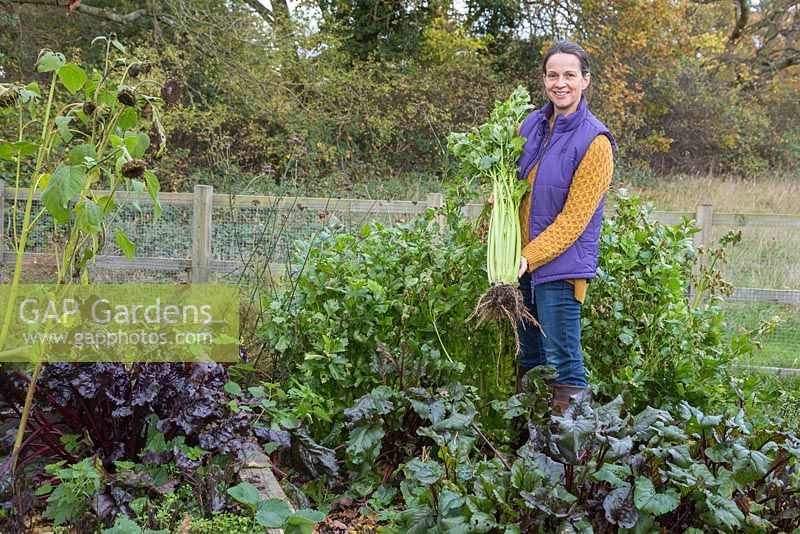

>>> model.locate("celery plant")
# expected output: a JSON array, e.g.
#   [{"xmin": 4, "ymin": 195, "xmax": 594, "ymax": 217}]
[
  {"xmin": 448, "ymin": 86, "xmax": 532, "ymax": 285},
  {"xmin": 448, "ymin": 87, "xmax": 537, "ymax": 350}
]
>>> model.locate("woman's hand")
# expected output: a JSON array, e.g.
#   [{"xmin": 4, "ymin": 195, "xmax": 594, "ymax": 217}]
[
  {"xmin": 487, "ymin": 193, "xmax": 494, "ymax": 206},
  {"xmin": 518, "ymin": 256, "xmax": 528, "ymax": 278}
]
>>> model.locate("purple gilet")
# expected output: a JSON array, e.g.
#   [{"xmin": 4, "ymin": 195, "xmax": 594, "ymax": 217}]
[{"xmin": 517, "ymin": 96, "xmax": 615, "ymax": 287}]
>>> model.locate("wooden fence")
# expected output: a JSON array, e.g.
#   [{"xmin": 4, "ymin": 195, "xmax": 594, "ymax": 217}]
[{"xmin": 1, "ymin": 182, "xmax": 799, "ymax": 308}]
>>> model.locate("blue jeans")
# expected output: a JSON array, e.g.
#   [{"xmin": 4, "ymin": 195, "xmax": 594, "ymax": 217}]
[{"xmin": 517, "ymin": 272, "xmax": 587, "ymax": 387}]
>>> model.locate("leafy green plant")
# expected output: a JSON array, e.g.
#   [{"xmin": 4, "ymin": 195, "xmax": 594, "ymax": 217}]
[
  {"xmin": 258, "ymin": 201, "xmax": 508, "ymax": 447},
  {"xmin": 186, "ymin": 512, "xmax": 256, "ymax": 534},
  {"xmin": 102, "ymin": 516, "xmax": 168, "ymax": 534},
  {"xmin": 447, "ymin": 86, "xmax": 531, "ymax": 286},
  {"xmin": 0, "ymin": 35, "xmax": 165, "ymax": 472},
  {"xmin": 392, "ymin": 380, "xmax": 800, "ymax": 533},
  {"xmin": 37, "ymin": 458, "xmax": 103, "ymax": 528},
  {"xmin": 226, "ymin": 481, "xmax": 325, "ymax": 533},
  {"xmin": 583, "ymin": 190, "xmax": 751, "ymax": 411},
  {"xmin": 447, "ymin": 86, "xmax": 537, "ymax": 351}
]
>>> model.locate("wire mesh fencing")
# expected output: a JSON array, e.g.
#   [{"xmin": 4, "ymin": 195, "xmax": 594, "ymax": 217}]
[
  {"xmin": 709, "ymin": 223, "xmax": 800, "ymax": 369},
  {"xmin": 1, "ymin": 187, "xmax": 434, "ymax": 286}
]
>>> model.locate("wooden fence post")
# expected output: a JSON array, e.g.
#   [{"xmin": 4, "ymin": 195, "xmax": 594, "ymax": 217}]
[
  {"xmin": 191, "ymin": 185, "xmax": 213, "ymax": 283},
  {"xmin": 0, "ymin": 180, "xmax": 5, "ymax": 266},
  {"xmin": 427, "ymin": 192, "xmax": 444, "ymax": 233},
  {"xmin": 691, "ymin": 203, "xmax": 714, "ymax": 304}
]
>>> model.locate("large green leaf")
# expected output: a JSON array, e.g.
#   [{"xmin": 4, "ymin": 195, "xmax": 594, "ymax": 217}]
[
  {"xmin": 633, "ymin": 476, "xmax": 680, "ymax": 516},
  {"xmin": 144, "ymin": 171, "xmax": 162, "ymax": 220},
  {"xmin": 58, "ymin": 63, "xmax": 87, "ymax": 94},
  {"xmin": 102, "ymin": 515, "xmax": 170, "ymax": 534},
  {"xmin": 283, "ymin": 509, "xmax": 326, "ymax": 534},
  {"xmin": 132, "ymin": 133, "xmax": 150, "ymax": 158},
  {"xmin": 650, "ymin": 443, "xmax": 692, "ymax": 468},
  {"xmin": 55, "ymin": 116, "xmax": 73, "ymax": 143},
  {"xmin": 702, "ymin": 492, "xmax": 744, "ymax": 530},
  {"xmin": 552, "ymin": 413, "xmax": 595, "ymax": 464},
  {"xmin": 403, "ymin": 458, "xmax": 445, "ymax": 485},
  {"xmin": 679, "ymin": 401, "xmax": 723, "ymax": 428},
  {"xmin": 118, "ymin": 107, "xmax": 138, "ymax": 130},
  {"xmin": 407, "ymin": 392, "xmax": 445, "ymax": 424},
  {"xmin": 226, "ymin": 482, "xmax": 260, "ymax": 509},
  {"xmin": 0, "ymin": 140, "xmax": 39, "ymax": 160},
  {"xmin": 592, "ymin": 463, "xmax": 631, "ymax": 489},
  {"xmin": 113, "ymin": 229, "xmax": 136, "ymax": 260},
  {"xmin": 398, "ymin": 504, "xmax": 436, "ymax": 534},
  {"xmin": 20, "ymin": 82, "xmax": 41, "ymax": 102},
  {"xmin": 631, "ymin": 406, "xmax": 673, "ymax": 441},
  {"xmin": 68, "ymin": 144, "xmax": 98, "ymax": 166},
  {"xmin": 42, "ymin": 164, "xmax": 85, "ymax": 224},
  {"xmin": 75, "ymin": 199, "xmax": 102, "ymax": 234},
  {"xmin": 731, "ymin": 443, "xmax": 771, "ymax": 485},
  {"xmin": 344, "ymin": 386, "xmax": 394, "ymax": 425},
  {"xmin": 346, "ymin": 425, "xmax": 385, "ymax": 466},
  {"xmin": 594, "ymin": 395, "xmax": 626, "ymax": 431},
  {"xmin": 255, "ymin": 498, "xmax": 292, "ymax": 528},
  {"xmin": 600, "ymin": 435, "xmax": 633, "ymax": 461},
  {"xmin": 36, "ymin": 51, "xmax": 65, "ymax": 72}
]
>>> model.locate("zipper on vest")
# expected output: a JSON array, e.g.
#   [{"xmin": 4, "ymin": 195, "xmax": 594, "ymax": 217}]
[
  {"xmin": 531, "ymin": 120, "xmax": 555, "ymax": 184},
  {"xmin": 527, "ymin": 116, "xmax": 561, "ymax": 252}
]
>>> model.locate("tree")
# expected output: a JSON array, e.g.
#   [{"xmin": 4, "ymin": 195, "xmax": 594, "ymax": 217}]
[
  {"xmin": 3, "ymin": 0, "xmax": 293, "ymax": 31},
  {"xmin": 315, "ymin": 0, "xmax": 440, "ymax": 60},
  {"xmin": 726, "ymin": 0, "xmax": 800, "ymax": 80}
]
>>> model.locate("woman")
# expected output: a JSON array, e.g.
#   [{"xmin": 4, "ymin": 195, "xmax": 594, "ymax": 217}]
[{"xmin": 515, "ymin": 40, "xmax": 615, "ymax": 414}]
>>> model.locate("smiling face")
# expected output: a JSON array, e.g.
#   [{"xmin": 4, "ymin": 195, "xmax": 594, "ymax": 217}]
[{"xmin": 543, "ymin": 52, "xmax": 590, "ymax": 117}]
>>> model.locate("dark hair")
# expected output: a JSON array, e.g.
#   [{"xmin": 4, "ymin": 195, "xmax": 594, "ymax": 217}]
[{"xmin": 541, "ymin": 40, "xmax": 591, "ymax": 77}]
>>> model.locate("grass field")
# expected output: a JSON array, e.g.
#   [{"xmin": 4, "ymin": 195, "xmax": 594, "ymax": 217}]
[{"xmin": 622, "ymin": 172, "xmax": 800, "ymax": 368}]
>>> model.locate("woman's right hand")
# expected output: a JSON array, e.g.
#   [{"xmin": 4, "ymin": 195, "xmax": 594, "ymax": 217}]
[{"xmin": 487, "ymin": 193, "xmax": 494, "ymax": 206}]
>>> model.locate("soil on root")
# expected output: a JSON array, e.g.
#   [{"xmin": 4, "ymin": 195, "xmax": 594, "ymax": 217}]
[{"xmin": 468, "ymin": 282, "xmax": 541, "ymax": 353}]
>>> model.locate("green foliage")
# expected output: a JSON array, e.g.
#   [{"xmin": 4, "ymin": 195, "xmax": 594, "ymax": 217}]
[
  {"xmin": 448, "ymin": 86, "xmax": 532, "ymax": 283},
  {"xmin": 226, "ymin": 481, "xmax": 325, "ymax": 532},
  {"xmin": 258, "ymin": 202, "xmax": 508, "ymax": 446},
  {"xmin": 447, "ymin": 86, "xmax": 531, "ymax": 185},
  {"xmin": 0, "ymin": 36, "xmax": 163, "ymax": 284},
  {"xmin": 187, "ymin": 512, "xmax": 256, "ymax": 534},
  {"xmin": 392, "ymin": 384, "xmax": 800, "ymax": 532},
  {"xmin": 5, "ymin": 0, "xmax": 800, "ymax": 188},
  {"xmin": 102, "ymin": 516, "xmax": 168, "ymax": 534},
  {"xmin": 39, "ymin": 458, "xmax": 103, "ymax": 527},
  {"xmin": 583, "ymin": 190, "xmax": 748, "ymax": 411},
  {"xmin": 317, "ymin": 0, "xmax": 436, "ymax": 61}
]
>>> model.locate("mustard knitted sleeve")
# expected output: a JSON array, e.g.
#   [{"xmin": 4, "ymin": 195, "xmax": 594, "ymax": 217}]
[{"xmin": 521, "ymin": 135, "xmax": 613, "ymax": 271}]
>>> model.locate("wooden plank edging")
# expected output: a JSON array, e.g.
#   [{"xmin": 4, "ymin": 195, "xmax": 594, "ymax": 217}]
[{"xmin": 239, "ymin": 447, "xmax": 294, "ymax": 534}]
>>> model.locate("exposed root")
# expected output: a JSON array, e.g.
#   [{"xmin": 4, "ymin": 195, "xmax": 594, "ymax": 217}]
[{"xmin": 468, "ymin": 283, "xmax": 542, "ymax": 354}]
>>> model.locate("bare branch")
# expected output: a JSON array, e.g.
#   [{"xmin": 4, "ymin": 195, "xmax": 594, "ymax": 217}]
[
  {"xmin": 7, "ymin": 0, "xmax": 149, "ymax": 24},
  {"xmin": 241, "ymin": 0, "xmax": 291, "ymax": 29},
  {"xmin": 728, "ymin": 0, "xmax": 749, "ymax": 43},
  {"xmin": 241, "ymin": 0, "xmax": 274, "ymax": 23}
]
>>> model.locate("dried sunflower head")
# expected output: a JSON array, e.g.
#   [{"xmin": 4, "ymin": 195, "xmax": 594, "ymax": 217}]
[
  {"xmin": 0, "ymin": 85, "xmax": 19, "ymax": 108},
  {"xmin": 83, "ymin": 101, "xmax": 97, "ymax": 115},
  {"xmin": 128, "ymin": 64, "xmax": 140, "ymax": 78},
  {"xmin": 121, "ymin": 159, "xmax": 146, "ymax": 179},
  {"xmin": 117, "ymin": 89, "xmax": 136, "ymax": 107},
  {"xmin": 160, "ymin": 78, "xmax": 182, "ymax": 105}
]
